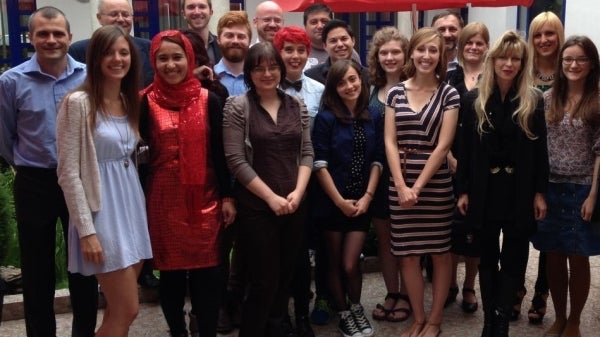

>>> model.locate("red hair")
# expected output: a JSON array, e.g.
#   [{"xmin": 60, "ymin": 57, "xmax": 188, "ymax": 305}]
[{"xmin": 273, "ymin": 26, "xmax": 311, "ymax": 54}]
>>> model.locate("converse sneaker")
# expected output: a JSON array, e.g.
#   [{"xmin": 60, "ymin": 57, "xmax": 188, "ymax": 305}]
[
  {"xmin": 338, "ymin": 310, "xmax": 362, "ymax": 337},
  {"xmin": 350, "ymin": 303, "xmax": 374, "ymax": 337}
]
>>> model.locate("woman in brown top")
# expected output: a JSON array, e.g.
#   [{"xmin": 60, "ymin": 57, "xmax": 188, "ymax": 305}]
[{"xmin": 222, "ymin": 42, "xmax": 313, "ymax": 337}]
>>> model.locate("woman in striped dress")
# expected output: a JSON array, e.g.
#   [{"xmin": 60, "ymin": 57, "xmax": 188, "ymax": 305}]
[{"xmin": 384, "ymin": 27, "xmax": 460, "ymax": 337}]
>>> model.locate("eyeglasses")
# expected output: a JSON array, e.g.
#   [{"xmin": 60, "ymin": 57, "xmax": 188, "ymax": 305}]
[
  {"xmin": 257, "ymin": 17, "xmax": 283, "ymax": 24},
  {"xmin": 100, "ymin": 11, "xmax": 133, "ymax": 20},
  {"xmin": 252, "ymin": 65, "xmax": 281, "ymax": 74},
  {"xmin": 562, "ymin": 57, "xmax": 590, "ymax": 65}
]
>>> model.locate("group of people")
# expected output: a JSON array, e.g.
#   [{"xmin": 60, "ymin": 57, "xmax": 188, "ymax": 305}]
[{"xmin": 1, "ymin": 1, "xmax": 600, "ymax": 337}]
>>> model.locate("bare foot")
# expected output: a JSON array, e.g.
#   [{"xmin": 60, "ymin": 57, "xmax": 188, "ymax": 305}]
[
  {"xmin": 401, "ymin": 321, "xmax": 425, "ymax": 337},
  {"xmin": 544, "ymin": 319, "xmax": 566, "ymax": 337},
  {"xmin": 561, "ymin": 319, "xmax": 581, "ymax": 337},
  {"xmin": 417, "ymin": 323, "xmax": 441, "ymax": 337}
]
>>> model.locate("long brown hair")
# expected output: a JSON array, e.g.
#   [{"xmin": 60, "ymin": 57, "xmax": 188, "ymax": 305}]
[
  {"xmin": 321, "ymin": 59, "xmax": 370, "ymax": 123},
  {"xmin": 403, "ymin": 27, "xmax": 446, "ymax": 82},
  {"xmin": 80, "ymin": 25, "xmax": 141, "ymax": 137},
  {"xmin": 367, "ymin": 26, "xmax": 408, "ymax": 87},
  {"xmin": 548, "ymin": 35, "xmax": 600, "ymax": 126}
]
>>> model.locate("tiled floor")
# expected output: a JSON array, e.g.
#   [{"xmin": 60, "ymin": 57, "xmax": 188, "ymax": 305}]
[{"xmin": 2, "ymin": 246, "xmax": 600, "ymax": 336}]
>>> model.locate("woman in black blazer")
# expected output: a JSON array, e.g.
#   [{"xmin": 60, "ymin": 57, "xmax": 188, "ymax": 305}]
[{"xmin": 455, "ymin": 31, "xmax": 549, "ymax": 337}]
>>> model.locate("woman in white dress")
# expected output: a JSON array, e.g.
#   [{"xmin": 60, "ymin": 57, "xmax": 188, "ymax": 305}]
[{"xmin": 57, "ymin": 25, "xmax": 152, "ymax": 337}]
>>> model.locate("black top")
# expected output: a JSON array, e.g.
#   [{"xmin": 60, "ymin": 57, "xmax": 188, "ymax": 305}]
[
  {"xmin": 305, "ymin": 58, "xmax": 370, "ymax": 85},
  {"xmin": 455, "ymin": 87, "xmax": 549, "ymax": 234}
]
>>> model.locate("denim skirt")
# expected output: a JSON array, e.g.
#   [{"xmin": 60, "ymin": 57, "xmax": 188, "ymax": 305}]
[{"xmin": 532, "ymin": 182, "xmax": 600, "ymax": 256}]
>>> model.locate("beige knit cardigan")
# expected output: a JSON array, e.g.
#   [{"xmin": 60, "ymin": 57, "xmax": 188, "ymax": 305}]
[{"xmin": 56, "ymin": 91, "xmax": 101, "ymax": 238}]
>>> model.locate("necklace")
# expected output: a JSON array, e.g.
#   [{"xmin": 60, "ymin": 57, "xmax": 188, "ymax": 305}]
[
  {"xmin": 109, "ymin": 115, "xmax": 131, "ymax": 168},
  {"xmin": 536, "ymin": 71, "xmax": 555, "ymax": 82}
]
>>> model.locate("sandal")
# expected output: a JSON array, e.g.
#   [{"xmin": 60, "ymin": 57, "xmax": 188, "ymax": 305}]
[
  {"xmin": 528, "ymin": 291, "xmax": 548, "ymax": 324},
  {"xmin": 386, "ymin": 293, "xmax": 412, "ymax": 322},
  {"xmin": 401, "ymin": 321, "xmax": 425, "ymax": 337},
  {"xmin": 444, "ymin": 286, "xmax": 459, "ymax": 308},
  {"xmin": 510, "ymin": 288, "xmax": 526, "ymax": 321},
  {"xmin": 461, "ymin": 288, "xmax": 478, "ymax": 313},
  {"xmin": 372, "ymin": 292, "xmax": 400, "ymax": 321}
]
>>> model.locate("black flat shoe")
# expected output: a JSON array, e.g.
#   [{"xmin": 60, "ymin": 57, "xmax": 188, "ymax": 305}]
[
  {"xmin": 510, "ymin": 288, "xmax": 527, "ymax": 321},
  {"xmin": 444, "ymin": 286, "xmax": 459, "ymax": 308},
  {"xmin": 461, "ymin": 288, "xmax": 478, "ymax": 313}
]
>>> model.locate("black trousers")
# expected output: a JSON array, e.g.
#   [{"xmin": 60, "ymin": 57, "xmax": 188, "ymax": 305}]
[
  {"xmin": 159, "ymin": 266, "xmax": 223, "ymax": 337},
  {"xmin": 479, "ymin": 220, "xmax": 529, "ymax": 285},
  {"xmin": 14, "ymin": 167, "xmax": 98, "ymax": 337},
  {"xmin": 236, "ymin": 203, "xmax": 306, "ymax": 337}
]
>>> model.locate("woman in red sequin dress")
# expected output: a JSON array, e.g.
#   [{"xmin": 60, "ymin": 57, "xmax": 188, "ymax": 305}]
[{"xmin": 140, "ymin": 30, "xmax": 235, "ymax": 337}]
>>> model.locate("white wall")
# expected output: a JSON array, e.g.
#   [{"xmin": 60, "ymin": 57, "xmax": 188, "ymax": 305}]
[
  {"xmin": 38, "ymin": 0, "xmax": 96, "ymax": 42},
  {"xmin": 564, "ymin": 0, "xmax": 600, "ymax": 48},
  {"xmin": 468, "ymin": 6, "xmax": 519, "ymax": 43}
]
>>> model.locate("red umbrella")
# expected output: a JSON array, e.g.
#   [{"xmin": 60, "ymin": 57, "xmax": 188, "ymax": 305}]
[{"xmin": 273, "ymin": 0, "xmax": 534, "ymax": 13}]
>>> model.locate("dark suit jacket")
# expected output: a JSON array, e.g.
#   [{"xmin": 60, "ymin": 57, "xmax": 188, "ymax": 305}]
[
  {"xmin": 304, "ymin": 58, "xmax": 369, "ymax": 85},
  {"xmin": 207, "ymin": 32, "xmax": 222, "ymax": 65},
  {"xmin": 455, "ymin": 87, "xmax": 549, "ymax": 235},
  {"xmin": 69, "ymin": 36, "xmax": 154, "ymax": 87}
]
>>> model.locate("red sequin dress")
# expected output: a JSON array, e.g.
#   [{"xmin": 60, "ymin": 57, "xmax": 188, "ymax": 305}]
[{"xmin": 146, "ymin": 90, "xmax": 221, "ymax": 270}]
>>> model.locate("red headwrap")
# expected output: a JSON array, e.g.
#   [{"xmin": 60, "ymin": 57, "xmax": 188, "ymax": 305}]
[{"xmin": 141, "ymin": 30, "xmax": 208, "ymax": 186}]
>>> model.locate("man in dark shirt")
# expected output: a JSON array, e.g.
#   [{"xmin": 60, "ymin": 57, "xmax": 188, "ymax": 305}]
[
  {"xmin": 304, "ymin": 19, "xmax": 368, "ymax": 85},
  {"xmin": 181, "ymin": 0, "xmax": 222, "ymax": 65}
]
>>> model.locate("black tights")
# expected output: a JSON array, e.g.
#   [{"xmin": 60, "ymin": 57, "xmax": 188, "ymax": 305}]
[{"xmin": 159, "ymin": 266, "xmax": 223, "ymax": 337}]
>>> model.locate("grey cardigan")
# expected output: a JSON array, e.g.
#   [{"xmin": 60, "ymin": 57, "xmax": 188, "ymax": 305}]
[
  {"xmin": 56, "ymin": 91, "xmax": 102, "ymax": 238},
  {"xmin": 222, "ymin": 91, "xmax": 313, "ymax": 186}
]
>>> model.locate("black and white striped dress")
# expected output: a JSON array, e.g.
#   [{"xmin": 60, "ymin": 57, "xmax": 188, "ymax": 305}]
[{"xmin": 386, "ymin": 82, "xmax": 460, "ymax": 256}]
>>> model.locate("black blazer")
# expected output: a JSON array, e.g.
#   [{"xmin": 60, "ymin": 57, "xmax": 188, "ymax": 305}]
[{"xmin": 455, "ymin": 87, "xmax": 549, "ymax": 235}]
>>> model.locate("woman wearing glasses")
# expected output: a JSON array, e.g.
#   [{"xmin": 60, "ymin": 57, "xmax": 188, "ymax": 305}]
[
  {"xmin": 531, "ymin": 36, "xmax": 600, "ymax": 337},
  {"xmin": 456, "ymin": 31, "xmax": 548, "ymax": 337},
  {"xmin": 223, "ymin": 42, "xmax": 313, "ymax": 337}
]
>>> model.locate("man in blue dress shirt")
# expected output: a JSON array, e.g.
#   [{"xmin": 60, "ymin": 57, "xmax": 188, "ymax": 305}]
[
  {"xmin": 0, "ymin": 6, "xmax": 98, "ymax": 337},
  {"xmin": 214, "ymin": 11, "xmax": 251, "ymax": 96}
]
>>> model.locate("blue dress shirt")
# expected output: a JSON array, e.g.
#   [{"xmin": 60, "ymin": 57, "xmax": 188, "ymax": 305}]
[
  {"xmin": 280, "ymin": 75, "xmax": 324, "ymax": 119},
  {"xmin": 0, "ymin": 54, "xmax": 86, "ymax": 168},
  {"xmin": 214, "ymin": 59, "xmax": 247, "ymax": 96}
]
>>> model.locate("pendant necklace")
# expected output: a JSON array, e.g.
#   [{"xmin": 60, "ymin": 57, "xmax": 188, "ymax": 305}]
[
  {"xmin": 108, "ymin": 113, "xmax": 131, "ymax": 169},
  {"xmin": 105, "ymin": 94, "xmax": 131, "ymax": 168},
  {"xmin": 536, "ymin": 71, "xmax": 555, "ymax": 82}
]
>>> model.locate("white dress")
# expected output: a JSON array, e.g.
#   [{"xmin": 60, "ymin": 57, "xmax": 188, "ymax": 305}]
[{"xmin": 68, "ymin": 114, "xmax": 152, "ymax": 276}]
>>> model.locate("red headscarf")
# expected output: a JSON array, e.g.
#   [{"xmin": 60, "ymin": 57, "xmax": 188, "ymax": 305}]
[{"xmin": 141, "ymin": 30, "xmax": 208, "ymax": 186}]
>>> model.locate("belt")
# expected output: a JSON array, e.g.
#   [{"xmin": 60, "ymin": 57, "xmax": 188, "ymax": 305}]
[
  {"xmin": 399, "ymin": 148, "xmax": 432, "ymax": 179},
  {"xmin": 490, "ymin": 166, "xmax": 514, "ymax": 174}
]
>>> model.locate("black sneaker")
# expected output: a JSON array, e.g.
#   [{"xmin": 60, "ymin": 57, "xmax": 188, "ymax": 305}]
[
  {"xmin": 350, "ymin": 304, "xmax": 373, "ymax": 337},
  {"xmin": 296, "ymin": 316, "xmax": 315, "ymax": 337},
  {"xmin": 338, "ymin": 310, "xmax": 362, "ymax": 337}
]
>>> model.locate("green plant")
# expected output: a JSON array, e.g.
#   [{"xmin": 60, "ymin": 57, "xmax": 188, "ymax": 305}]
[
  {"xmin": 0, "ymin": 166, "xmax": 68, "ymax": 289},
  {"xmin": 0, "ymin": 168, "xmax": 17, "ymax": 266}
]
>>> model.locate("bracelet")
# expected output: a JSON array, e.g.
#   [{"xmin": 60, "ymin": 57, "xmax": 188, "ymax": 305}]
[
  {"xmin": 222, "ymin": 197, "xmax": 236, "ymax": 204},
  {"xmin": 365, "ymin": 191, "xmax": 374, "ymax": 198}
]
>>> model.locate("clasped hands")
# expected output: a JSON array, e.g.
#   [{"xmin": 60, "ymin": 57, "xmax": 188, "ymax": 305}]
[
  {"xmin": 397, "ymin": 185, "xmax": 421, "ymax": 207},
  {"xmin": 267, "ymin": 190, "xmax": 303, "ymax": 216},
  {"xmin": 336, "ymin": 194, "xmax": 372, "ymax": 217}
]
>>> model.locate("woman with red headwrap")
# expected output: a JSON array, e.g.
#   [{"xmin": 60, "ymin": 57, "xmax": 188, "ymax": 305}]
[{"xmin": 139, "ymin": 30, "xmax": 235, "ymax": 337}]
